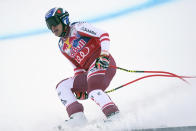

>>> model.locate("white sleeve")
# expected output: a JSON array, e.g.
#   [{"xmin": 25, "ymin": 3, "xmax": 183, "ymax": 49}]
[{"xmin": 74, "ymin": 22, "xmax": 110, "ymax": 52}]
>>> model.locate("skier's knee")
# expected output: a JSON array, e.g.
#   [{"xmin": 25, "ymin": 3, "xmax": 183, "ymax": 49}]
[
  {"xmin": 56, "ymin": 77, "xmax": 77, "ymax": 107},
  {"xmin": 88, "ymin": 89, "xmax": 119, "ymax": 117},
  {"xmin": 56, "ymin": 77, "xmax": 74, "ymax": 91}
]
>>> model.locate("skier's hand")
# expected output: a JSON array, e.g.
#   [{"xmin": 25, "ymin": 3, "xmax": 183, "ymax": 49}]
[
  {"xmin": 74, "ymin": 91, "xmax": 88, "ymax": 100},
  {"xmin": 95, "ymin": 51, "xmax": 109, "ymax": 69}
]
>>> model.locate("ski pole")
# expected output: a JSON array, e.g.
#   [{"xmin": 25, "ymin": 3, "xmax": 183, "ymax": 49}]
[
  {"xmin": 105, "ymin": 74, "xmax": 195, "ymax": 93},
  {"xmin": 109, "ymin": 65, "xmax": 195, "ymax": 84}
]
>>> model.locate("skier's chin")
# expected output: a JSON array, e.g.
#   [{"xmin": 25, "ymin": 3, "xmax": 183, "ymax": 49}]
[
  {"xmin": 55, "ymin": 33, "xmax": 61, "ymax": 37},
  {"xmin": 53, "ymin": 30, "xmax": 61, "ymax": 37}
]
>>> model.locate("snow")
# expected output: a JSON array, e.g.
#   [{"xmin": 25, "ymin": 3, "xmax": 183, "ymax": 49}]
[{"xmin": 0, "ymin": 0, "xmax": 196, "ymax": 130}]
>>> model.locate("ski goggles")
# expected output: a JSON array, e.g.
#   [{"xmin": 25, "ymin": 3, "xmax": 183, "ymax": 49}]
[{"xmin": 46, "ymin": 16, "xmax": 61, "ymax": 29}]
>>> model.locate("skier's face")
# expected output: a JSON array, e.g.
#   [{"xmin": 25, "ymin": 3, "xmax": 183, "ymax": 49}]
[{"xmin": 51, "ymin": 23, "xmax": 63, "ymax": 37}]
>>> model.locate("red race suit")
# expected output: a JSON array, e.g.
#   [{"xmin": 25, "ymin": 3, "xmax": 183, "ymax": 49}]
[{"xmin": 58, "ymin": 22, "xmax": 110, "ymax": 75}]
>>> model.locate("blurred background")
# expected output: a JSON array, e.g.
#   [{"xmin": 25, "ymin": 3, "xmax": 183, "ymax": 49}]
[{"xmin": 0, "ymin": 0, "xmax": 196, "ymax": 130}]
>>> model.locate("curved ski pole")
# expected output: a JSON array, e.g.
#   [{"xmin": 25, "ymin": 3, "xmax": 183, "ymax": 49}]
[
  {"xmin": 105, "ymin": 74, "xmax": 195, "ymax": 94},
  {"xmin": 109, "ymin": 65, "xmax": 196, "ymax": 84}
]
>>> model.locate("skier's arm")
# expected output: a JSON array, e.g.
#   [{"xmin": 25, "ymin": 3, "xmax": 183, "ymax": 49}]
[{"xmin": 75, "ymin": 22, "xmax": 110, "ymax": 56}]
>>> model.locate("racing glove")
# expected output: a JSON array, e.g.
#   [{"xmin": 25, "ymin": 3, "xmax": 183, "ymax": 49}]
[
  {"xmin": 95, "ymin": 51, "xmax": 110, "ymax": 69},
  {"xmin": 74, "ymin": 91, "xmax": 88, "ymax": 100}
]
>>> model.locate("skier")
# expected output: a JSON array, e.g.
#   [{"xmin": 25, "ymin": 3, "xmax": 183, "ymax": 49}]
[{"xmin": 45, "ymin": 7, "xmax": 119, "ymax": 126}]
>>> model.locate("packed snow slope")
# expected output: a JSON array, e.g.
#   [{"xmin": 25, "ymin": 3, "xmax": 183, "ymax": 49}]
[{"xmin": 0, "ymin": 0, "xmax": 196, "ymax": 131}]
